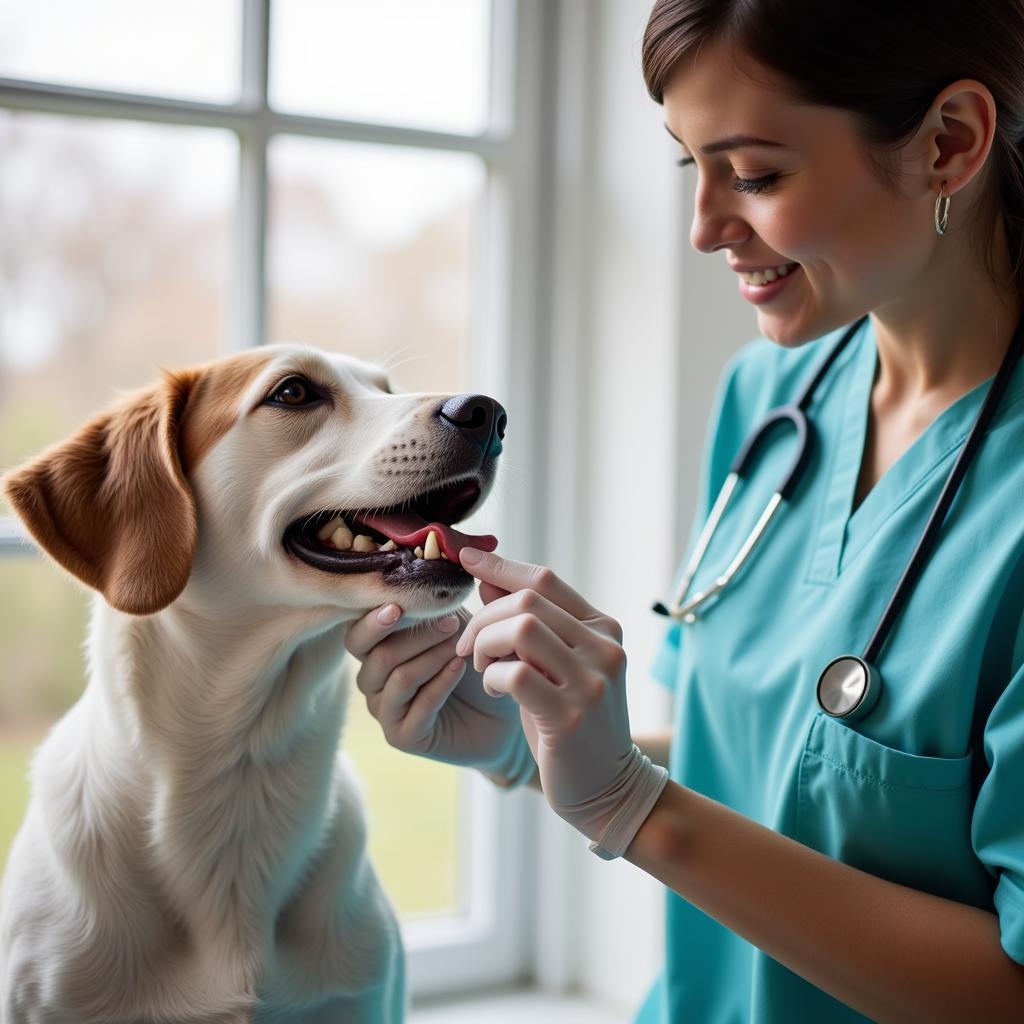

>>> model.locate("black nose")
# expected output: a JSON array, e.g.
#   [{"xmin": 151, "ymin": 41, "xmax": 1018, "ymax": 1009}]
[{"xmin": 438, "ymin": 394, "xmax": 506, "ymax": 459}]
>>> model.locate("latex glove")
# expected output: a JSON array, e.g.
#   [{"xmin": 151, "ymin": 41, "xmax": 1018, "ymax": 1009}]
[
  {"xmin": 453, "ymin": 547, "xmax": 668, "ymax": 859},
  {"xmin": 345, "ymin": 602, "xmax": 535, "ymax": 787}
]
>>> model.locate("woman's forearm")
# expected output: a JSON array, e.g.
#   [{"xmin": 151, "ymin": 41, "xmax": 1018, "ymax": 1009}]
[
  {"xmin": 625, "ymin": 781, "xmax": 1024, "ymax": 1023},
  {"xmin": 634, "ymin": 728, "xmax": 673, "ymax": 771}
]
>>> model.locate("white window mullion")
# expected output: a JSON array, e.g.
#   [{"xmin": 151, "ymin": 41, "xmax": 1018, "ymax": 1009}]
[
  {"xmin": 234, "ymin": 0, "xmax": 271, "ymax": 351},
  {"xmin": 235, "ymin": 130, "xmax": 268, "ymax": 351}
]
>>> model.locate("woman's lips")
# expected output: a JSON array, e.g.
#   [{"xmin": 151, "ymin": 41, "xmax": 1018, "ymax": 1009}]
[{"xmin": 737, "ymin": 264, "xmax": 802, "ymax": 305}]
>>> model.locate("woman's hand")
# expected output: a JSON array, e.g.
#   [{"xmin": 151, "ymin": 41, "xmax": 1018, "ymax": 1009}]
[
  {"xmin": 453, "ymin": 547, "xmax": 667, "ymax": 855},
  {"xmin": 344, "ymin": 602, "xmax": 535, "ymax": 785}
]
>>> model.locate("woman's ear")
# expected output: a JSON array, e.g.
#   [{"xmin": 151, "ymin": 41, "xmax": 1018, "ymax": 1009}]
[
  {"xmin": 921, "ymin": 78, "xmax": 998, "ymax": 197},
  {"xmin": 1, "ymin": 369, "xmax": 201, "ymax": 616}
]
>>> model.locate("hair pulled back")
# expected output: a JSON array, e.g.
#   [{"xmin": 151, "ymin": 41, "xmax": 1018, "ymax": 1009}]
[{"xmin": 642, "ymin": 0, "xmax": 1024, "ymax": 304}]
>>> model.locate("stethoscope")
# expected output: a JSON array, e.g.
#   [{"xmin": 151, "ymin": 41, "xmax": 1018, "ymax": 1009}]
[{"xmin": 653, "ymin": 312, "xmax": 1024, "ymax": 722}]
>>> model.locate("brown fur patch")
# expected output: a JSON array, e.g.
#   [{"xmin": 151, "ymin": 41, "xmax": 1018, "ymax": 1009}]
[
  {"xmin": 2, "ymin": 375, "xmax": 199, "ymax": 615},
  {"xmin": 175, "ymin": 350, "xmax": 275, "ymax": 477},
  {"xmin": 0, "ymin": 350, "xmax": 274, "ymax": 615}
]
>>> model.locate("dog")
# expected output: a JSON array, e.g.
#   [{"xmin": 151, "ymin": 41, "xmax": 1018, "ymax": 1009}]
[{"xmin": 0, "ymin": 343, "xmax": 504, "ymax": 1023}]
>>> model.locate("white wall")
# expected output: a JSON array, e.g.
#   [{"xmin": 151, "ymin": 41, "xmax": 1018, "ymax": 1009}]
[{"xmin": 529, "ymin": 0, "xmax": 759, "ymax": 1012}]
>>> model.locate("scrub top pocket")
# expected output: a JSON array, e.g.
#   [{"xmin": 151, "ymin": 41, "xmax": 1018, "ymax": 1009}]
[{"xmin": 795, "ymin": 713, "xmax": 994, "ymax": 909}]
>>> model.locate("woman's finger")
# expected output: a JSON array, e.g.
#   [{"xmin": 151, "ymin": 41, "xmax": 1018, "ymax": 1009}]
[
  {"xmin": 469, "ymin": 612, "xmax": 584, "ymax": 685},
  {"xmin": 375, "ymin": 634, "xmax": 464, "ymax": 727},
  {"xmin": 344, "ymin": 603, "xmax": 407, "ymax": 660},
  {"xmin": 350, "ymin": 608, "xmax": 467, "ymax": 697},
  {"xmin": 481, "ymin": 658, "xmax": 570, "ymax": 724},
  {"xmin": 459, "ymin": 548, "xmax": 601, "ymax": 620},
  {"xmin": 386, "ymin": 655, "xmax": 467, "ymax": 751},
  {"xmin": 455, "ymin": 588, "xmax": 595, "ymax": 665},
  {"xmin": 478, "ymin": 580, "xmax": 511, "ymax": 605}
]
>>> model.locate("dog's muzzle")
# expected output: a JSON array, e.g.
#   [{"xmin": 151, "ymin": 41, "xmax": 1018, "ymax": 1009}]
[{"xmin": 283, "ymin": 476, "xmax": 497, "ymax": 587}]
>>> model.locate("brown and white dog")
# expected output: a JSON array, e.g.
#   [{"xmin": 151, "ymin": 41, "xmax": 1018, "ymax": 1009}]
[{"xmin": 0, "ymin": 344, "xmax": 505, "ymax": 1023}]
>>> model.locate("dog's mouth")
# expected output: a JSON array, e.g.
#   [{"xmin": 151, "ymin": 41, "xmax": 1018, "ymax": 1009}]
[{"xmin": 282, "ymin": 477, "xmax": 496, "ymax": 583}]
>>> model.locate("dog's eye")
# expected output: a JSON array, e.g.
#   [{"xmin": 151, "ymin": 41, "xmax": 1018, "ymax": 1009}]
[{"xmin": 268, "ymin": 376, "xmax": 322, "ymax": 408}]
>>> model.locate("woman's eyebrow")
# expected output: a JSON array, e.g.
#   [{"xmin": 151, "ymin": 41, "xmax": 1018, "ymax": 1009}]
[{"xmin": 663, "ymin": 123, "xmax": 787, "ymax": 155}]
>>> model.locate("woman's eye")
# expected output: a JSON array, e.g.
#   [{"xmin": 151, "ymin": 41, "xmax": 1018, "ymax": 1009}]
[
  {"xmin": 732, "ymin": 173, "xmax": 781, "ymax": 195},
  {"xmin": 676, "ymin": 158, "xmax": 781, "ymax": 197},
  {"xmin": 269, "ymin": 376, "xmax": 321, "ymax": 407}
]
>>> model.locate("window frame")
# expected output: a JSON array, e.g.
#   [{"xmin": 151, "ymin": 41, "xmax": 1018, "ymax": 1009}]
[{"xmin": 0, "ymin": 0, "xmax": 555, "ymax": 998}]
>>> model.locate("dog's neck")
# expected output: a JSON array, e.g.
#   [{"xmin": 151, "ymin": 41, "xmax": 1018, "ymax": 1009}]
[{"xmin": 83, "ymin": 591, "xmax": 357, "ymax": 955}]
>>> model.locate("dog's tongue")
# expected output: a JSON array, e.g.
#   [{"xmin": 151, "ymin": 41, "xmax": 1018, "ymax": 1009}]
[{"xmin": 351, "ymin": 510, "xmax": 497, "ymax": 562}]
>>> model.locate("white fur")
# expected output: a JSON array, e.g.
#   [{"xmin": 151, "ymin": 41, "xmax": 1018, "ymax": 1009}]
[{"xmin": 0, "ymin": 346, "xmax": 492, "ymax": 1023}]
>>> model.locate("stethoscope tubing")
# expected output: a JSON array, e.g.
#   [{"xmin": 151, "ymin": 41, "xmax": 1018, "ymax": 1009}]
[
  {"xmin": 732, "ymin": 314, "xmax": 865, "ymax": 498},
  {"xmin": 655, "ymin": 312, "xmax": 1024, "ymax": 676},
  {"xmin": 652, "ymin": 316, "xmax": 867, "ymax": 621},
  {"xmin": 861, "ymin": 314, "xmax": 1024, "ymax": 664}
]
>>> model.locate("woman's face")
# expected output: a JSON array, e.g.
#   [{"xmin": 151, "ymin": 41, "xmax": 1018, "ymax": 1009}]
[{"xmin": 662, "ymin": 39, "xmax": 936, "ymax": 347}]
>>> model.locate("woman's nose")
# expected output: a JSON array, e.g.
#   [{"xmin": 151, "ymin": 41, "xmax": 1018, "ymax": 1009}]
[{"xmin": 689, "ymin": 184, "xmax": 750, "ymax": 254}]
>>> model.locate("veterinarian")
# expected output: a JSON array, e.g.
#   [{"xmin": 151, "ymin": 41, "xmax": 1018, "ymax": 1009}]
[{"xmin": 345, "ymin": 1, "xmax": 1024, "ymax": 1019}]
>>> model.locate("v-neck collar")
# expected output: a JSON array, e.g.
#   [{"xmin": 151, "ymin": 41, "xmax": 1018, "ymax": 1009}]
[{"xmin": 806, "ymin": 315, "xmax": 1024, "ymax": 583}]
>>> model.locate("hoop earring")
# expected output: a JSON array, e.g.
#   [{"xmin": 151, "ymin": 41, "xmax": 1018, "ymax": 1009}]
[{"xmin": 934, "ymin": 182, "xmax": 950, "ymax": 236}]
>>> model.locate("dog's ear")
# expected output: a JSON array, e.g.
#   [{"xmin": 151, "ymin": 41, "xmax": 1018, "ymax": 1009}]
[{"xmin": 1, "ymin": 368, "xmax": 201, "ymax": 615}]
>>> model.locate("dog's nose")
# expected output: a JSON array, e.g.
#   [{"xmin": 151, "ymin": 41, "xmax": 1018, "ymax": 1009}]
[{"xmin": 438, "ymin": 394, "xmax": 506, "ymax": 458}]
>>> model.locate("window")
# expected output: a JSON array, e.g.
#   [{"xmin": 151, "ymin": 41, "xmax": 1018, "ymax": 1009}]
[{"xmin": 0, "ymin": 0, "xmax": 546, "ymax": 998}]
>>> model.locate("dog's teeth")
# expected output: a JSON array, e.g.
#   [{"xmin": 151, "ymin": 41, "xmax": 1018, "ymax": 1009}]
[
  {"xmin": 330, "ymin": 523, "xmax": 354, "ymax": 550},
  {"xmin": 414, "ymin": 545, "xmax": 424, "ymax": 559},
  {"xmin": 379, "ymin": 539, "xmax": 398, "ymax": 552},
  {"xmin": 317, "ymin": 516, "xmax": 346, "ymax": 542},
  {"xmin": 424, "ymin": 531, "xmax": 442, "ymax": 560},
  {"xmin": 353, "ymin": 534, "xmax": 377, "ymax": 552}
]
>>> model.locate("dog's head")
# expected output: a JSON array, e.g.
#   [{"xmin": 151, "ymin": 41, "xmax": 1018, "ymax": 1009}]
[{"xmin": 1, "ymin": 344, "xmax": 504, "ymax": 619}]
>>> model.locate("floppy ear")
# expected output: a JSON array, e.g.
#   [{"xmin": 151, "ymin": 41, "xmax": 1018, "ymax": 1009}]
[{"xmin": 1, "ymin": 369, "xmax": 201, "ymax": 616}]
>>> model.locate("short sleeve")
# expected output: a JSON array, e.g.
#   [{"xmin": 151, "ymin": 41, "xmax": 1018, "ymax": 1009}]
[
  {"xmin": 972, "ymin": 642, "xmax": 1024, "ymax": 966},
  {"xmin": 649, "ymin": 345, "xmax": 755, "ymax": 692}
]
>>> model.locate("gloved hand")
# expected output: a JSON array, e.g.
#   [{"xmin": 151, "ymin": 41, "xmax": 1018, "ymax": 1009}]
[
  {"xmin": 452, "ymin": 547, "xmax": 668, "ymax": 859},
  {"xmin": 345, "ymin": 601, "xmax": 535, "ymax": 787}
]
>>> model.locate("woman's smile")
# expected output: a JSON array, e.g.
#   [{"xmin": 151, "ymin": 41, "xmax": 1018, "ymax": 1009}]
[{"xmin": 734, "ymin": 262, "xmax": 803, "ymax": 304}]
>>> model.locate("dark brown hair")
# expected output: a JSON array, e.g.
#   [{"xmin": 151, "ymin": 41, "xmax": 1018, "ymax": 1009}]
[{"xmin": 642, "ymin": 0, "xmax": 1024, "ymax": 304}]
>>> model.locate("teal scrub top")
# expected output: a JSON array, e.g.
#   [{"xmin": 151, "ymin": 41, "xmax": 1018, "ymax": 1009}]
[{"xmin": 636, "ymin": 316, "xmax": 1024, "ymax": 1024}]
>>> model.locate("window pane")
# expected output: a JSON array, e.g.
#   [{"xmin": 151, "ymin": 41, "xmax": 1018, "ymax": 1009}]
[
  {"xmin": 268, "ymin": 136, "xmax": 483, "ymax": 394},
  {"xmin": 271, "ymin": 0, "xmax": 490, "ymax": 134},
  {"xmin": 0, "ymin": 112, "xmax": 234, "ymax": 517},
  {"xmin": 0, "ymin": 557, "xmax": 90, "ymax": 873},
  {"xmin": 346, "ymin": 691, "xmax": 462, "ymax": 918},
  {"xmin": 0, "ymin": 0, "xmax": 241, "ymax": 103}
]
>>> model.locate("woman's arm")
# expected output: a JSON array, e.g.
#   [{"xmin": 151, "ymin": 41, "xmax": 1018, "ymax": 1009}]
[
  {"xmin": 634, "ymin": 728, "xmax": 673, "ymax": 770},
  {"xmin": 626, "ymin": 781, "xmax": 1024, "ymax": 1023}
]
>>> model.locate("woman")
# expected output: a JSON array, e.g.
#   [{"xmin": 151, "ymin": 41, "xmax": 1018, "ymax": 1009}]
[{"xmin": 345, "ymin": 1, "xmax": 1024, "ymax": 1019}]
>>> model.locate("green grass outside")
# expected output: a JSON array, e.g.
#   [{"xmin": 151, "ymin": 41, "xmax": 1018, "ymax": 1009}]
[
  {"xmin": 345, "ymin": 694, "xmax": 463, "ymax": 917},
  {"xmin": 0, "ymin": 735, "xmax": 34, "ymax": 870}
]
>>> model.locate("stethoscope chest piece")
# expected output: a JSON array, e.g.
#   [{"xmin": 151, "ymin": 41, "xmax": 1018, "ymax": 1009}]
[{"xmin": 816, "ymin": 655, "xmax": 882, "ymax": 722}]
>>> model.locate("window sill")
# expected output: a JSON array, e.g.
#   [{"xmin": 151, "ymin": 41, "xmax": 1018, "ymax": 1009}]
[{"xmin": 410, "ymin": 988, "xmax": 627, "ymax": 1024}]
